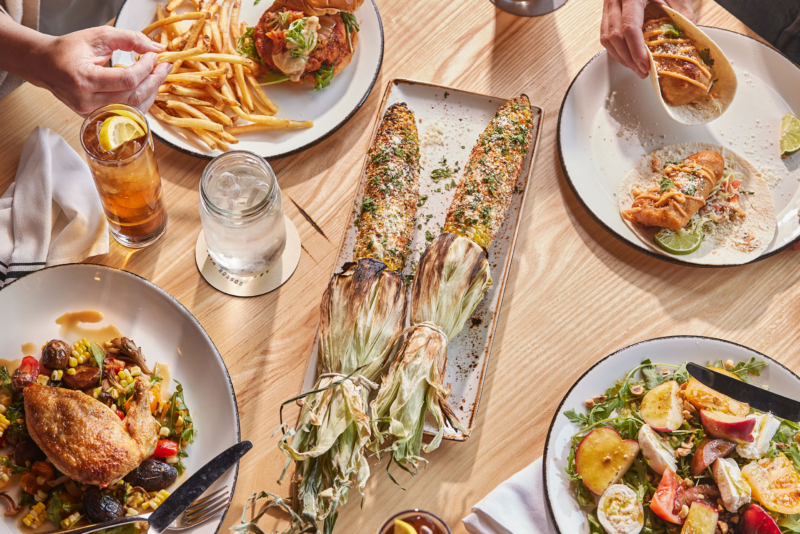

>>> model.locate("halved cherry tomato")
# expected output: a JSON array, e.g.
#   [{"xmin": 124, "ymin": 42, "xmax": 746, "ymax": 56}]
[
  {"xmin": 152, "ymin": 439, "xmax": 179, "ymax": 459},
  {"xmin": 650, "ymin": 468, "xmax": 684, "ymax": 524},
  {"xmin": 731, "ymin": 180, "xmax": 743, "ymax": 189},
  {"xmin": 18, "ymin": 356, "xmax": 39, "ymax": 376},
  {"xmin": 20, "ymin": 461, "xmax": 54, "ymax": 495},
  {"xmin": 115, "ymin": 409, "xmax": 125, "ymax": 420},
  {"xmin": 103, "ymin": 357, "xmax": 125, "ymax": 377}
]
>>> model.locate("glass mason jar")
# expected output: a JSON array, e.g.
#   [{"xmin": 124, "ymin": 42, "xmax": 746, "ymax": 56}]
[
  {"xmin": 80, "ymin": 104, "xmax": 167, "ymax": 248},
  {"xmin": 378, "ymin": 510, "xmax": 451, "ymax": 534},
  {"xmin": 199, "ymin": 151, "xmax": 286, "ymax": 277}
]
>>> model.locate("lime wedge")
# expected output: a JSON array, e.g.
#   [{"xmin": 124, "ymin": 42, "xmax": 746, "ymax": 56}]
[
  {"xmin": 99, "ymin": 116, "xmax": 145, "ymax": 152},
  {"xmin": 781, "ymin": 112, "xmax": 800, "ymax": 157},
  {"xmin": 654, "ymin": 227, "xmax": 703, "ymax": 255}
]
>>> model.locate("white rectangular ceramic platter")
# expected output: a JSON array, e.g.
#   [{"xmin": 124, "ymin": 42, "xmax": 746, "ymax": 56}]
[{"xmin": 300, "ymin": 79, "xmax": 543, "ymax": 440}]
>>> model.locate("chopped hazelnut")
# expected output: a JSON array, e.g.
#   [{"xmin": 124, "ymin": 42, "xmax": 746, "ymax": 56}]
[
  {"xmin": 676, "ymin": 447, "xmax": 692, "ymax": 457},
  {"xmin": 719, "ymin": 521, "xmax": 729, "ymax": 534},
  {"xmin": 777, "ymin": 442, "xmax": 789, "ymax": 450},
  {"xmin": 585, "ymin": 399, "xmax": 594, "ymax": 408},
  {"xmin": 724, "ymin": 360, "xmax": 735, "ymax": 370},
  {"xmin": 661, "ymin": 368, "xmax": 670, "ymax": 376},
  {"xmin": 713, "ymin": 397, "xmax": 723, "ymax": 406},
  {"xmin": 603, "ymin": 455, "xmax": 612, "ymax": 463},
  {"xmin": 682, "ymin": 409, "xmax": 693, "ymax": 420},
  {"xmin": 593, "ymin": 395, "xmax": 607, "ymax": 403},
  {"xmin": 730, "ymin": 515, "xmax": 739, "ymax": 524},
  {"xmin": 631, "ymin": 385, "xmax": 644, "ymax": 396},
  {"xmin": 680, "ymin": 441, "xmax": 693, "ymax": 449},
  {"xmin": 678, "ymin": 504, "xmax": 689, "ymax": 519},
  {"xmin": 683, "ymin": 478, "xmax": 694, "ymax": 488}
]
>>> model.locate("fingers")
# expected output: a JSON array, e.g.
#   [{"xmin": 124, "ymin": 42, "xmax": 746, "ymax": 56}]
[
  {"xmin": 621, "ymin": 0, "xmax": 651, "ymax": 78},
  {"xmin": 94, "ymin": 27, "xmax": 166, "ymax": 56},
  {"xmin": 116, "ymin": 62, "xmax": 173, "ymax": 113},
  {"xmin": 89, "ymin": 52, "xmax": 160, "ymax": 93},
  {"xmin": 602, "ymin": 0, "xmax": 645, "ymax": 78}
]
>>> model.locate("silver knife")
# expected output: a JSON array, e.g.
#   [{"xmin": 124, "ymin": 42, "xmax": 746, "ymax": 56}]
[
  {"xmin": 686, "ymin": 363, "xmax": 800, "ymax": 420},
  {"xmin": 41, "ymin": 440, "xmax": 253, "ymax": 534}
]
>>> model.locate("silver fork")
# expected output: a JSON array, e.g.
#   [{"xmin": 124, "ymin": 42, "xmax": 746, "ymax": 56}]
[{"xmin": 166, "ymin": 486, "xmax": 232, "ymax": 531}]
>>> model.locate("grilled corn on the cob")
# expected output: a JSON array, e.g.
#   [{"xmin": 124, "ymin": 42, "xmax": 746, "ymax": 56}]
[
  {"xmin": 443, "ymin": 95, "xmax": 534, "ymax": 249},
  {"xmin": 353, "ymin": 102, "xmax": 420, "ymax": 271}
]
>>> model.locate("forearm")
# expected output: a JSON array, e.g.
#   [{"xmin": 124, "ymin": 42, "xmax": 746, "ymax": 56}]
[{"xmin": 0, "ymin": 12, "xmax": 55, "ymax": 88}]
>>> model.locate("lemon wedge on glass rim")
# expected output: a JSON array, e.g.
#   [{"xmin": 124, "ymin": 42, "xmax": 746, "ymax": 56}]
[
  {"xmin": 110, "ymin": 109, "xmax": 148, "ymax": 131},
  {"xmin": 393, "ymin": 519, "xmax": 417, "ymax": 534},
  {"xmin": 99, "ymin": 115, "xmax": 146, "ymax": 152}
]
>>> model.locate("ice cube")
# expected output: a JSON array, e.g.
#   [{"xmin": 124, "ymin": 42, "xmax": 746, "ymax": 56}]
[{"xmin": 209, "ymin": 172, "xmax": 241, "ymax": 199}]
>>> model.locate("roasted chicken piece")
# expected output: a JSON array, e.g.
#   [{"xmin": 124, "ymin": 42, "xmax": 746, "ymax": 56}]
[{"xmin": 24, "ymin": 377, "xmax": 159, "ymax": 487}]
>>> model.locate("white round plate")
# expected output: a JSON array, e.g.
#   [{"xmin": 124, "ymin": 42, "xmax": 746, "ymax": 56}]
[
  {"xmin": 0, "ymin": 264, "xmax": 239, "ymax": 534},
  {"xmin": 112, "ymin": 0, "xmax": 384, "ymax": 160},
  {"xmin": 543, "ymin": 336, "xmax": 800, "ymax": 534},
  {"xmin": 558, "ymin": 28, "xmax": 800, "ymax": 266}
]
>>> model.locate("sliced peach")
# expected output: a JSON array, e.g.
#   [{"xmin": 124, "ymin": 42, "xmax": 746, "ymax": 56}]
[
  {"xmin": 700, "ymin": 410, "xmax": 756, "ymax": 444},
  {"xmin": 640, "ymin": 380, "xmax": 683, "ymax": 431},
  {"xmin": 684, "ymin": 378, "xmax": 749, "ymax": 417},
  {"xmin": 739, "ymin": 504, "xmax": 781, "ymax": 534},
  {"xmin": 575, "ymin": 427, "xmax": 640, "ymax": 495},
  {"xmin": 691, "ymin": 438, "xmax": 735, "ymax": 476},
  {"xmin": 708, "ymin": 366, "xmax": 742, "ymax": 381},
  {"xmin": 680, "ymin": 501, "xmax": 718, "ymax": 534}
]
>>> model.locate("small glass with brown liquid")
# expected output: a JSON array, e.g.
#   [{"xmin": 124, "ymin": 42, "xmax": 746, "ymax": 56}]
[
  {"xmin": 80, "ymin": 104, "xmax": 167, "ymax": 248},
  {"xmin": 379, "ymin": 510, "xmax": 451, "ymax": 534}
]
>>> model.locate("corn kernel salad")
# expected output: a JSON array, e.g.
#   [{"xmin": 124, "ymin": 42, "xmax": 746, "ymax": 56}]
[{"xmin": 0, "ymin": 336, "xmax": 196, "ymax": 531}]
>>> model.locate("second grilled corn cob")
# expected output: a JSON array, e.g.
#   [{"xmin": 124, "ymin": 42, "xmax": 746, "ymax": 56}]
[
  {"xmin": 353, "ymin": 102, "xmax": 420, "ymax": 272},
  {"xmin": 443, "ymin": 95, "xmax": 534, "ymax": 249}
]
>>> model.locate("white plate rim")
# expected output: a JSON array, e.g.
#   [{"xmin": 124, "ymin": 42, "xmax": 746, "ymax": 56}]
[
  {"xmin": 0, "ymin": 263, "xmax": 242, "ymax": 534},
  {"xmin": 556, "ymin": 27, "xmax": 800, "ymax": 268},
  {"xmin": 111, "ymin": 0, "xmax": 385, "ymax": 161},
  {"xmin": 542, "ymin": 334, "xmax": 800, "ymax": 534}
]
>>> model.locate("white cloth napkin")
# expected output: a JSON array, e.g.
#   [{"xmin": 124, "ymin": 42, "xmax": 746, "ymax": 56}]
[
  {"xmin": 0, "ymin": 127, "xmax": 108, "ymax": 287},
  {"xmin": 463, "ymin": 457, "xmax": 557, "ymax": 534}
]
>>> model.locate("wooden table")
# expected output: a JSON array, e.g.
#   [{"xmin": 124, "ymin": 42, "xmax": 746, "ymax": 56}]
[{"xmin": 1, "ymin": 0, "xmax": 798, "ymax": 532}]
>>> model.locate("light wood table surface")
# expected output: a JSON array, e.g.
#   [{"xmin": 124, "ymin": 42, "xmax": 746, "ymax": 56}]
[{"xmin": 1, "ymin": 0, "xmax": 799, "ymax": 532}]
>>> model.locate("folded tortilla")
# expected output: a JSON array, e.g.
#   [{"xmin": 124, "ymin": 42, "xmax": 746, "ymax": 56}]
[{"xmin": 618, "ymin": 142, "xmax": 777, "ymax": 265}]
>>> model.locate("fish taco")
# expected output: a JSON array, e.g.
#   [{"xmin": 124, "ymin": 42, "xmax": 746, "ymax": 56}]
[{"xmin": 619, "ymin": 142, "xmax": 776, "ymax": 264}]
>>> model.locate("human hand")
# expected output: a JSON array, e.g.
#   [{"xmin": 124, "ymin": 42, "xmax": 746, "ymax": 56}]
[
  {"xmin": 601, "ymin": 0, "xmax": 695, "ymax": 79},
  {"xmin": 34, "ymin": 26, "xmax": 173, "ymax": 116}
]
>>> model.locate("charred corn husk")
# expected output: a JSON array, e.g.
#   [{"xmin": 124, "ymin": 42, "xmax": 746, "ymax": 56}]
[
  {"xmin": 370, "ymin": 233, "xmax": 492, "ymax": 470},
  {"xmin": 443, "ymin": 95, "xmax": 534, "ymax": 249},
  {"xmin": 353, "ymin": 102, "xmax": 420, "ymax": 271},
  {"xmin": 272, "ymin": 259, "xmax": 407, "ymax": 533}
]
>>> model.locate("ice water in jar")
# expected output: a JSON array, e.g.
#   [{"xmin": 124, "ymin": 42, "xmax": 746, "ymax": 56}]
[{"xmin": 199, "ymin": 151, "xmax": 286, "ymax": 277}]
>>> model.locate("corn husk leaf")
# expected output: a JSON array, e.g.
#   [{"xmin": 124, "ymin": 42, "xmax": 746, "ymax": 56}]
[
  {"xmin": 370, "ymin": 234, "xmax": 492, "ymax": 472},
  {"xmin": 275, "ymin": 259, "xmax": 407, "ymax": 532}
]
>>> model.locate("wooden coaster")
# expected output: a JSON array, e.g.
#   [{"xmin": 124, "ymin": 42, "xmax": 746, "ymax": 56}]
[{"xmin": 194, "ymin": 216, "xmax": 301, "ymax": 297}]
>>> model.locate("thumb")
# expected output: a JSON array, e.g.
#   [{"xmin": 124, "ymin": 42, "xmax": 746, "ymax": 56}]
[{"xmin": 99, "ymin": 27, "xmax": 166, "ymax": 55}]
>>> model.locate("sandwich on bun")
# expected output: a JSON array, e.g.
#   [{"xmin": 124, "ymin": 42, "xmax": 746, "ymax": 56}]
[{"xmin": 238, "ymin": 0, "xmax": 362, "ymax": 90}]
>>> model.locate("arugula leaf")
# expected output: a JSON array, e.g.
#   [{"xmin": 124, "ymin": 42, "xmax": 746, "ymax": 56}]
[
  {"xmin": 314, "ymin": 64, "xmax": 334, "ymax": 91},
  {"xmin": 699, "ymin": 48, "xmax": 715, "ymax": 67},
  {"xmin": 340, "ymin": 12, "xmax": 359, "ymax": 53},
  {"xmin": 587, "ymin": 510, "xmax": 607, "ymax": 534},
  {"xmin": 673, "ymin": 363, "xmax": 689, "ymax": 385},
  {"xmin": 730, "ymin": 357, "xmax": 768, "ymax": 381},
  {"xmin": 779, "ymin": 514, "xmax": 800, "ymax": 533},
  {"xmin": 641, "ymin": 359, "xmax": 664, "ymax": 391},
  {"xmin": 19, "ymin": 491, "xmax": 35, "ymax": 507},
  {"xmin": 150, "ymin": 362, "xmax": 163, "ymax": 385},
  {"xmin": 90, "ymin": 343, "xmax": 106, "ymax": 384},
  {"xmin": 659, "ymin": 177, "xmax": 675, "ymax": 192},
  {"xmin": 565, "ymin": 409, "xmax": 589, "ymax": 427},
  {"xmin": 236, "ymin": 27, "xmax": 263, "ymax": 65},
  {"xmin": 257, "ymin": 72, "xmax": 291, "ymax": 86}
]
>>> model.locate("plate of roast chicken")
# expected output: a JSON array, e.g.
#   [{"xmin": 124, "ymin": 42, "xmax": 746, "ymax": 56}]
[{"xmin": 0, "ymin": 264, "xmax": 239, "ymax": 534}]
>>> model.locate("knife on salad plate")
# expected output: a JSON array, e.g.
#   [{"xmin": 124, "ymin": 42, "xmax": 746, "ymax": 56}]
[{"xmin": 686, "ymin": 363, "xmax": 800, "ymax": 421}]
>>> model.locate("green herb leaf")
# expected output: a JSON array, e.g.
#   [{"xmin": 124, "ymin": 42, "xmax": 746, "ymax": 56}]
[
  {"xmin": 673, "ymin": 363, "xmax": 689, "ymax": 384},
  {"xmin": 730, "ymin": 357, "xmax": 768, "ymax": 381},
  {"xmin": 257, "ymin": 72, "xmax": 291, "ymax": 86},
  {"xmin": 699, "ymin": 48, "xmax": 715, "ymax": 67},
  {"xmin": 314, "ymin": 64, "xmax": 334, "ymax": 91},
  {"xmin": 659, "ymin": 177, "xmax": 675, "ymax": 192},
  {"xmin": 46, "ymin": 492, "xmax": 64, "ymax": 528},
  {"xmin": 661, "ymin": 22, "xmax": 684, "ymax": 38},
  {"xmin": 0, "ymin": 456, "xmax": 27, "ymax": 476},
  {"xmin": 90, "ymin": 343, "xmax": 106, "ymax": 384},
  {"xmin": 340, "ymin": 12, "xmax": 359, "ymax": 53},
  {"xmin": 0, "ymin": 366, "xmax": 12, "ymax": 397},
  {"xmin": 236, "ymin": 27, "xmax": 263, "ymax": 65},
  {"xmin": 779, "ymin": 514, "xmax": 800, "ymax": 533}
]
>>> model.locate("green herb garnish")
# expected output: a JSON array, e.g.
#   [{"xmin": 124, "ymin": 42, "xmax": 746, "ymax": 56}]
[{"xmin": 699, "ymin": 48, "xmax": 715, "ymax": 67}]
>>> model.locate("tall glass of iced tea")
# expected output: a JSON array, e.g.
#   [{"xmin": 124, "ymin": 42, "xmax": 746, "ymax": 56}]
[{"xmin": 80, "ymin": 104, "xmax": 167, "ymax": 248}]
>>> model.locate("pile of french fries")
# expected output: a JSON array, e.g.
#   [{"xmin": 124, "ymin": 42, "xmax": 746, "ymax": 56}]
[{"xmin": 141, "ymin": 0, "xmax": 313, "ymax": 151}]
